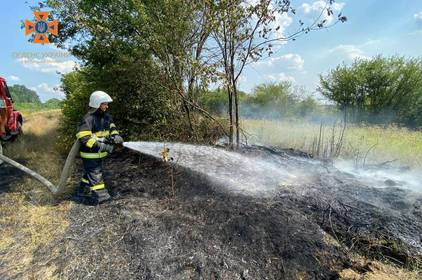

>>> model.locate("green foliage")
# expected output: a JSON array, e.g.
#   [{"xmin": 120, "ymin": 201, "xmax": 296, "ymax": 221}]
[
  {"xmin": 13, "ymin": 103, "xmax": 44, "ymax": 115},
  {"xmin": 58, "ymin": 70, "xmax": 97, "ymax": 149},
  {"xmin": 43, "ymin": 0, "xmax": 346, "ymax": 147},
  {"xmin": 46, "ymin": 0, "xmax": 228, "ymax": 148},
  {"xmin": 209, "ymin": 0, "xmax": 346, "ymax": 146},
  {"xmin": 43, "ymin": 98, "xmax": 63, "ymax": 109},
  {"xmin": 199, "ymin": 88, "xmax": 248, "ymax": 115},
  {"xmin": 319, "ymin": 56, "xmax": 422, "ymax": 127},
  {"xmin": 9, "ymin": 85, "xmax": 41, "ymax": 104},
  {"xmin": 245, "ymin": 82, "xmax": 321, "ymax": 118},
  {"xmin": 59, "ymin": 64, "xmax": 177, "ymax": 148},
  {"xmin": 58, "ymin": 63, "xmax": 224, "ymax": 150},
  {"xmin": 245, "ymin": 82, "xmax": 298, "ymax": 118},
  {"xmin": 14, "ymin": 101, "xmax": 62, "ymax": 115},
  {"xmin": 297, "ymin": 97, "xmax": 321, "ymax": 118},
  {"xmin": 200, "ymin": 82, "xmax": 321, "ymax": 119},
  {"xmin": 199, "ymin": 88, "xmax": 227, "ymax": 115},
  {"xmin": 9, "ymin": 84, "xmax": 62, "ymax": 114}
]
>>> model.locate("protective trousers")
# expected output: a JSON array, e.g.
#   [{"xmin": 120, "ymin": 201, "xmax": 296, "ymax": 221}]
[{"xmin": 77, "ymin": 158, "xmax": 111, "ymax": 204}]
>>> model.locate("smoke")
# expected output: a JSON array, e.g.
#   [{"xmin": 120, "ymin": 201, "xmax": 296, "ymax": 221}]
[{"xmin": 334, "ymin": 160, "xmax": 422, "ymax": 193}]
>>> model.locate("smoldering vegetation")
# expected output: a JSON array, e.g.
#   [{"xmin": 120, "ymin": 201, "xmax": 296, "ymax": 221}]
[
  {"xmin": 20, "ymin": 144, "xmax": 418, "ymax": 280},
  {"xmin": 1, "ymin": 140, "xmax": 421, "ymax": 279}
]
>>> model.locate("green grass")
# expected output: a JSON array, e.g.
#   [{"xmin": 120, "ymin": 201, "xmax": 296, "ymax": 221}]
[
  {"xmin": 13, "ymin": 102, "xmax": 62, "ymax": 115},
  {"xmin": 242, "ymin": 119, "xmax": 422, "ymax": 168}
]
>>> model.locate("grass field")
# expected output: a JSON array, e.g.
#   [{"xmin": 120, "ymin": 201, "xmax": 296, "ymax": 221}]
[
  {"xmin": 0, "ymin": 109, "xmax": 73, "ymax": 279},
  {"xmin": 4, "ymin": 109, "xmax": 64, "ymax": 193},
  {"xmin": 13, "ymin": 102, "xmax": 62, "ymax": 115},
  {"xmin": 243, "ymin": 119, "xmax": 422, "ymax": 168}
]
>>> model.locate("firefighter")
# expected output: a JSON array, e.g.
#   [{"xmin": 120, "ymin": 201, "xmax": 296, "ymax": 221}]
[{"xmin": 73, "ymin": 90, "xmax": 124, "ymax": 205}]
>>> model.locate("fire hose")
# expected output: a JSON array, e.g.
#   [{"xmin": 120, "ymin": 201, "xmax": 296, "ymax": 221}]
[
  {"xmin": 0, "ymin": 136, "xmax": 122, "ymax": 194},
  {"xmin": 0, "ymin": 140, "xmax": 80, "ymax": 194}
]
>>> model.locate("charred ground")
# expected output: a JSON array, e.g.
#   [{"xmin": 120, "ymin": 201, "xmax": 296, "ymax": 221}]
[{"xmin": 1, "ymin": 146, "xmax": 422, "ymax": 279}]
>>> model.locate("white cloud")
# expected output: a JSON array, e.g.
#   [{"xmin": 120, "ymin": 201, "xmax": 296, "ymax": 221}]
[
  {"xmin": 17, "ymin": 57, "xmax": 76, "ymax": 74},
  {"xmin": 255, "ymin": 53, "xmax": 304, "ymax": 70},
  {"xmin": 7, "ymin": 75, "xmax": 20, "ymax": 82},
  {"xmin": 30, "ymin": 83, "xmax": 64, "ymax": 101},
  {"xmin": 329, "ymin": 44, "xmax": 370, "ymax": 60},
  {"xmin": 279, "ymin": 53, "xmax": 304, "ymax": 70},
  {"xmin": 414, "ymin": 11, "xmax": 422, "ymax": 20},
  {"xmin": 301, "ymin": 0, "xmax": 345, "ymax": 25},
  {"xmin": 242, "ymin": 0, "xmax": 292, "ymax": 40},
  {"xmin": 273, "ymin": 12, "xmax": 293, "ymax": 38},
  {"xmin": 267, "ymin": 73, "xmax": 296, "ymax": 83}
]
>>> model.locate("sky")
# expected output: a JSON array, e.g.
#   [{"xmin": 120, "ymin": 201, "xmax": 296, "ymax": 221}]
[{"xmin": 0, "ymin": 0, "xmax": 421, "ymax": 102}]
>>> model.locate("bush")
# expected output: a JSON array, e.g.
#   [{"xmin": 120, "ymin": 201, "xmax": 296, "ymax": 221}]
[
  {"xmin": 58, "ymin": 66, "xmax": 228, "ymax": 152},
  {"xmin": 319, "ymin": 56, "xmax": 422, "ymax": 127}
]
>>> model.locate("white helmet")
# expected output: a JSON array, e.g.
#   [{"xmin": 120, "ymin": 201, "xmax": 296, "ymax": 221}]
[{"xmin": 89, "ymin": 90, "xmax": 113, "ymax": 108}]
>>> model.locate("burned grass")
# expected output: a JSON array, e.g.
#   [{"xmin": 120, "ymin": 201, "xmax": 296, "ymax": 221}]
[
  {"xmin": 48, "ymin": 149, "xmax": 346, "ymax": 279},
  {"xmin": 1, "ymin": 142, "xmax": 421, "ymax": 279}
]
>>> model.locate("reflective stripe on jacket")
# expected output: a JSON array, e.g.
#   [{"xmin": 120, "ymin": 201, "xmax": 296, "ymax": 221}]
[{"xmin": 76, "ymin": 108, "xmax": 120, "ymax": 159}]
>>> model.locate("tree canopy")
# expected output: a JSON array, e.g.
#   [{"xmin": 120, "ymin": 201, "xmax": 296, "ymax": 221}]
[
  {"xmin": 9, "ymin": 85, "xmax": 41, "ymax": 104},
  {"xmin": 319, "ymin": 56, "xmax": 422, "ymax": 127},
  {"xmin": 38, "ymin": 0, "xmax": 346, "ymax": 147},
  {"xmin": 200, "ymin": 82, "xmax": 321, "ymax": 119}
]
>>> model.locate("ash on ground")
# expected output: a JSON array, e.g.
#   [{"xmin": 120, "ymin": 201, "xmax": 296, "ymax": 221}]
[{"xmin": 9, "ymin": 146, "xmax": 422, "ymax": 279}]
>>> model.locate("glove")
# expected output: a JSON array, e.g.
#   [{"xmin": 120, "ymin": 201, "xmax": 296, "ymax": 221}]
[
  {"xmin": 112, "ymin": 134, "xmax": 124, "ymax": 145},
  {"xmin": 97, "ymin": 142, "xmax": 114, "ymax": 154}
]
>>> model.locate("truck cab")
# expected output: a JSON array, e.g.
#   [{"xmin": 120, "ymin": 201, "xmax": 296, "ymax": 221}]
[{"xmin": 0, "ymin": 77, "xmax": 23, "ymax": 141}]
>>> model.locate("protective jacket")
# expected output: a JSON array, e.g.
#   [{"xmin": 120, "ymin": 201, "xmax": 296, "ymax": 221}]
[
  {"xmin": 74, "ymin": 108, "xmax": 119, "ymax": 203},
  {"xmin": 76, "ymin": 109, "xmax": 119, "ymax": 159}
]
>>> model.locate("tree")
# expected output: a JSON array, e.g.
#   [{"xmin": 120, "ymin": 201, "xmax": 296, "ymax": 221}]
[
  {"xmin": 319, "ymin": 56, "xmax": 422, "ymax": 127},
  {"xmin": 209, "ymin": 0, "xmax": 346, "ymax": 147},
  {"xmin": 42, "ymin": 0, "xmax": 345, "ymax": 146},
  {"xmin": 43, "ymin": 98, "xmax": 62, "ymax": 109},
  {"xmin": 297, "ymin": 96, "xmax": 320, "ymax": 118},
  {"xmin": 9, "ymin": 85, "xmax": 41, "ymax": 104},
  {"xmin": 240, "ymin": 82, "xmax": 320, "ymax": 119},
  {"xmin": 200, "ymin": 82, "xmax": 321, "ymax": 119},
  {"xmin": 44, "ymin": 0, "xmax": 226, "ymax": 144},
  {"xmin": 199, "ymin": 88, "xmax": 229, "ymax": 115}
]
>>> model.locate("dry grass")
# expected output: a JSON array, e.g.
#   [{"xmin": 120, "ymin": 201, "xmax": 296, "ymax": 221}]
[
  {"xmin": 0, "ymin": 109, "xmax": 73, "ymax": 279},
  {"xmin": 339, "ymin": 256, "xmax": 421, "ymax": 280},
  {"xmin": 0, "ymin": 193, "xmax": 71, "ymax": 279},
  {"xmin": 243, "ymin": 119, "xmax": 422, "ymax": 168},
  {"xmin": 4, "ymin": 110, "xmax": 64, "ymax": 192}
]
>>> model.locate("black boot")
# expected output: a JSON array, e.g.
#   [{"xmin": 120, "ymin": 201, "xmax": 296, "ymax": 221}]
[
  {"xmin": 91, "ymin": 189, "xmax": 111, "ymax": 204},
  {"xmin": 72, "ymin": 185, "xmax": 92, "ymax": 204}
]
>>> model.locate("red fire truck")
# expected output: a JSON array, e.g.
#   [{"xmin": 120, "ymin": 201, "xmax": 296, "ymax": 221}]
[{"xmin": 0, "ymin": 76, "xmax": 23, "ymax": 141}]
